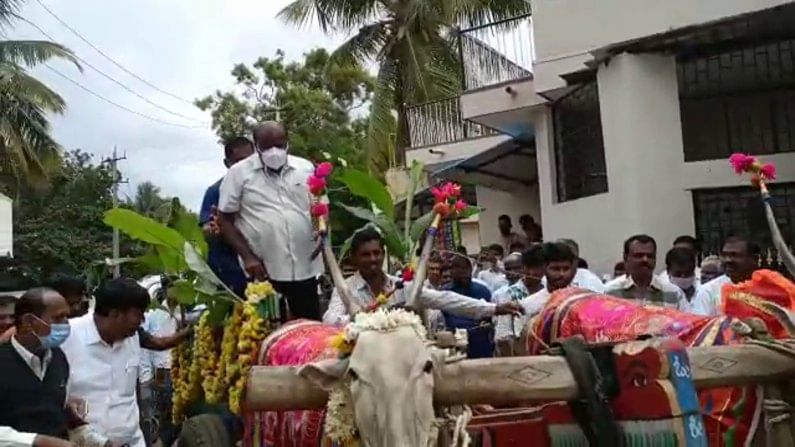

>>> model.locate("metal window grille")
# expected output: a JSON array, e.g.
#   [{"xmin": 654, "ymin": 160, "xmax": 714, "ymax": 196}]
[
  {"xmin": 692, "ymin": 183, "xmax": 795, "ymax": 260},
  {"xmin": 678, "ymin": 39, "xmax": 795, "ymax": 161},
  {"xmin": 406, "ymin": 97, "xmax": 496, "ymax": 148},
  {"xmin": 553, "ymin": 81, "xmax": 608, "ymax": 202}
]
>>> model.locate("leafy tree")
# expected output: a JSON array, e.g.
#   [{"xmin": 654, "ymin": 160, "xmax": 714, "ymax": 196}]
[
  {"xmin": 195, "ymin": 47, "xmax": 373, "ymax": 169},
  {"xmin": 130, "ymin": 181, "xmax": 167, "ymax": 217},
  {"xmin": 1, "ymin": 150, "xmax": 115, "ymax": 287},
  {"xmin": 278, "ymin": 0, "xmax": 530, "ymax": 171},
  {"xmin": 0, "ymin": 0, "xmax": 81, "ymax": 192}
]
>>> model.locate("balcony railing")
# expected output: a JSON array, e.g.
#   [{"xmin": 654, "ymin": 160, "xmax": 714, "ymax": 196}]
[
  {"xmin": 406, "ymin": 96, "xmax": 496, "ymax": 148},
  {"xmin": 459, "ymin": 14, "xmax": 534, "ymax": 90}
]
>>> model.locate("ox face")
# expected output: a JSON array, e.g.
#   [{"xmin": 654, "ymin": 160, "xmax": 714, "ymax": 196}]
[{"xmin": 299, "ymin": 325, "xmax": 444, "ymax": 447}]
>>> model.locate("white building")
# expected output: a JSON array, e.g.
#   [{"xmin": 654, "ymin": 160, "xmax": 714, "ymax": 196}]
[
  {"xmin": 0, "ymin": 193, "xmax": 11, "ymax": 258},
  {"xmin": 406, "ymin": 1, "xmax": 795, "ymax": 274}
]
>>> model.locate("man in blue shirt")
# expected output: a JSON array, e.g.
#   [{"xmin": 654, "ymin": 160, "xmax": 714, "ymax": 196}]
[
  {"xmin": 199, "ymin": 137, "xmax": 254, "ymax": 297},
  {"xmin": 444, "ymin": 254, "xmax": 494, "ymax": 358}
]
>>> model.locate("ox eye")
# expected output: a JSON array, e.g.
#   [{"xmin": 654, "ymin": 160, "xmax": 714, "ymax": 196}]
[
  {"xmin": 349, "ymin": 369, "xmax": 359, "ymax": 381},
  {"xmin": 423, "ymin": 360, "xmax": 433, "ymax": 374}
]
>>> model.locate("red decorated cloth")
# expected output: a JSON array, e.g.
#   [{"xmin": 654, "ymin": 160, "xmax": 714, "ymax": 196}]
[
  {"xmin": 525, "ymin": 288, "xmax": 760, "ymax": 447},
  {"xmin": 721, "ymin": 269, "xmax": 795, "ymax": 339},
  {"xmin": 247, "ymin": 320, "xmax": 342, "ymax": 447}
]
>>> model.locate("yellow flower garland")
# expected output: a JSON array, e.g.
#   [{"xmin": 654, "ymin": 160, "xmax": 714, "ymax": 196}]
[{"xmin": 197, "ymin": 313, "xmax": 223, "ymax": 404}]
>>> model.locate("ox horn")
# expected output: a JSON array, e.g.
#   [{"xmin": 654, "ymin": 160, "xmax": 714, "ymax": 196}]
[
  {"xmin": 405, "ymin": 213, "xmax": 443, "ymax": 309},
  {"xmin": 320, "ymin": 220, "xmax": 361, "ymax": 315},
  {"xmin": 761, "ymin": 187, "xmax": 795, "ymax": 277}
]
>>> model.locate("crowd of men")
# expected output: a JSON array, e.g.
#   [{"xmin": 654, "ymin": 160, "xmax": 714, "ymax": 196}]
[{"xmin": 0, "ymin": 119, "xmax": 784, "ymax": 447}]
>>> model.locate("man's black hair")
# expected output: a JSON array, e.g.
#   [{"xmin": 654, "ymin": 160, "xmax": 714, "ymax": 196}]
[
  {"xmin": 450, "ymin": 254, "xmax": 472, "ymax": 269},
  {"xmin": 456, "ymin": 245, "xmax": 468, "ymax": 256},
  {"xmin": 224, "ymin": 136, "xmax": 253, "ymax": 159},
  {"xmin": 94, "ymin": 278, "xmax": 150, "ymax": 317},
  {"xmin": 543, "ymin": 242, "xmax": 576, "ymax": 264},
  {"xmin": 13, "ymin": 287, "xmax": 56, "ymax": 325},
  {"xmin": 519, "ymin": 214, "xmax": 534, "ymax": 225},
  {"xmin": 577, "ymin": 258, "xmax": 589, "ymax": 269},
  {"xmin": 673, "ymin": 235, "xmax": 698, "ymax": 248},
  {"xmin": 521, "ymin": 245, "xmax": 545, "ymax": 268},
  {"xmin": 487, "ymin": 243, "xmax": 504, "ymax": 258},
  {"xmin": 665, "ymin": 246, "xmax": 696, "ymax": 269},
  {"xmin": 509, "ymin": 241, "xmax": 526, "ymax": 253},
  {"xmin": 350, "ymin": 227, "xmax": 383, "ymax": 254},
  {"xmin": 44, "ymin": 273, "xmax": 86, "ymax": 299},
  {"xmin": 723, "ymin": 235, "xmax": 762, "ymax": 257},
  {"xmin": 498, "ymin": 214, "xmax": 511, "ymax": 222},
  {"xmin": 623, "ymin": 234, "xmax": 657, "ymax": 255}
]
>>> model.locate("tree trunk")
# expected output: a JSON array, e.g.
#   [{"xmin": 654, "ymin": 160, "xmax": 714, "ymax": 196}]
[{"xmin": 394, "ymin": 66, "xmax": 409, "ymax": 168}]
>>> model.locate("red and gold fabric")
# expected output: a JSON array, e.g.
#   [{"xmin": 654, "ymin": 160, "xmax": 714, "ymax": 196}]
[{"xmin": 247, "ymin": 320, "xmax": 342, "ymax": 447}]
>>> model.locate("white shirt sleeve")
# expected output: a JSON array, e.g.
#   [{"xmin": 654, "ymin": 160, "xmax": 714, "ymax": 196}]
[
  {"xmin": 218, "ymin": 166, "xmax": 244, "ymax": 214},
  {"xmin": 492, "ymin": 289, "xmax": 515, "ymax": 342},
  {"xmin": 416, "ymin": 288, "xmax": 496, "ymax": 320},
  {"xmin": 322, "ymin": 288, "xmax": 351, "ymax": 326},
  {"xmin": 691, "ymin": 285, "xmax": 719, "ymax": 316},
  {"xmin": 579, "ymin": 269, "xmax": 606, "ymax": 293},
  {"xmin": 0, "ymin": 426, "xmax": 37, "ymax": 447}
]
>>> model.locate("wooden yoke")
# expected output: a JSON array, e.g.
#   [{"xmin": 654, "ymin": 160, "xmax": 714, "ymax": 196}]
[{"xmin": 245, "ymin": 344, "xmax": 795, "ymax": 411}]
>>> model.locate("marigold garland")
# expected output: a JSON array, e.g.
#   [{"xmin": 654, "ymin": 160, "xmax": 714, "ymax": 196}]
[
  {"xmin": 197, "ymin": 313, "xmax": 223, "ymax": 404},
  {"xmin": 228, "ymin": 302, "xmax": 269, "ymax": 414},
  {"xmin": 219, "ymin": 304, "xmax": 243, "ymax": 391},
  {"xmin": 171, "ymin": 339, "xmax": 194, "ymax": 423}
]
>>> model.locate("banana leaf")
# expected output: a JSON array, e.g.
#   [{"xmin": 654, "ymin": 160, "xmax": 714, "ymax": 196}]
[
  {"xmin": 340, "ymin": 204, "xmax": 407, "ymax": 260},
  {"xmin": 339, "ymin": 168, "xmax": 395, "ymax": 219}
]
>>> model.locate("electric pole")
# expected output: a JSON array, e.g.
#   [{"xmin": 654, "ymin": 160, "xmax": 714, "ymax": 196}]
[{"xmin": 106, "ymin": 146, "xmax": 127, "ymax": 278}]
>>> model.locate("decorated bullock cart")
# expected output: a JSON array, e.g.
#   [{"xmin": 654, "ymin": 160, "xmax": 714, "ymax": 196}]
[{"xmin": 172, "ymin": 154, "xmax": 795, "ymax": 446}]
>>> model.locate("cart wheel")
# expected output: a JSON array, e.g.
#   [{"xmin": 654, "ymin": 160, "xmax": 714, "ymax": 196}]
[{"xmin": 178, "ymin": 414, "xmax": 231, "ymax": 447}]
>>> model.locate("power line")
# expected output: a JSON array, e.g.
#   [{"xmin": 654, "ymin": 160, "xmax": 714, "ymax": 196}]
[
  {"xmin": 18, "ymin": 15, "xmax": 208, "ymax": 125},
  {"xmin": 33, "ymin": 0, "xmax": 197, "ymax": 106},
  {"xmin": 44, "ymin": 63, "xmax": 206, "ymax": 129}
]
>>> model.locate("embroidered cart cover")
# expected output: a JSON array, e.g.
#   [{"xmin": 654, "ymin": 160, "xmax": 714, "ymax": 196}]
[
  {"xmin": 247, "ymin": 320, "xmax": 343, "ymax": 447},
  {"xmin": 523, "ymin": 272, "xmax": 795, "ymax": 447}
]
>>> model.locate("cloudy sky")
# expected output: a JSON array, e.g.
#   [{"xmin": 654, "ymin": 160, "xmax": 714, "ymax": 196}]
[{"xmin": 8, "ymin": 0, "xmax": 344, "ymax": 210}]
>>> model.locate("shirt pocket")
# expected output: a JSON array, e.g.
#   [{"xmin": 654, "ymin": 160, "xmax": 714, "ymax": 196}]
[{"xmin": 121, "ymin": 360, "xmax": 139, "ymax": 397}]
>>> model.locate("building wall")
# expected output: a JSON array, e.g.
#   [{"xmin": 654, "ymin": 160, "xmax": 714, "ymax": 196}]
[
  {"xmin": 459, "ymin": 220, "xmax": 482, "ymax": 255},
  {"xmin": 532, "ymin": 0, "xmax": 794, "ymax": 92},
  {"xmin": 406, "ymin": 135, "xmax": 512, "ymax": 167},
  {"xmin": 0, "ymin": 194, "xmax": 12, "ymax": 257},
  {"xmin": 476, "ymin": 184, "xmax": 541, "ymax": 250},
  {"xmin": 535, "ymin": 52, "xmax": 795, "ymax": 275}
]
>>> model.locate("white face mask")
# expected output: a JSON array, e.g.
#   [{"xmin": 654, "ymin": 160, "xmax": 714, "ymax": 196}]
[
  {"xmin": 669, "ymin": 275, "xmax": 696, "ymax": 291},
  {"xmin": 258, "ymin": 146, "xmax": 288, "ymax": 170}
]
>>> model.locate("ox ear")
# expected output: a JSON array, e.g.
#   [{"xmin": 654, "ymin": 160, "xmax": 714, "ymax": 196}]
[{"xmin": 297, "ymin": 358, "xmax": 350, "ymax": 391}]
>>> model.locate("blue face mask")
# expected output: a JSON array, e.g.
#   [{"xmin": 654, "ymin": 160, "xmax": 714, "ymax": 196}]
[{"xmin": 33, "ymin": 316, "xmax": 71, "ymax": 349}]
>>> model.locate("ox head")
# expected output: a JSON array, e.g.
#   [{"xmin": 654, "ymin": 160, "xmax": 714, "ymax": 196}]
[{"xmin": 298, "ymin": 310, "xmax": 445, "ymax": 447}]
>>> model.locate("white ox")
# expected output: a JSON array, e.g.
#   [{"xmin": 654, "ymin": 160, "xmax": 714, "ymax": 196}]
[{"xmin": 297, "ymin": 310, "xmax": 449, "ymax": 447}]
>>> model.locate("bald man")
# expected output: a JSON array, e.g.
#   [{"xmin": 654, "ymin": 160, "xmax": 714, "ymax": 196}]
[{"xmin": 218, "ymin": 121, "xmax": 323, "ymax": 320}]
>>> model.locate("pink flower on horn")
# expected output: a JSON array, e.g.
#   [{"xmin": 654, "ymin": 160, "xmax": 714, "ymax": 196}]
[
  {"xmin": 454, "ymin": 199, "xmax": 468, "ymax": 213},
  {"xmin": 448, "ymin": 183, "xmax": 462, "ymax": 198},
  {"xmin": 314, "ymin": 162, "xmax": 333, "ymax": 178},
  {"xmin": 431, "ymin": 187, "xmax": 448, "ymax": 203},
  {"xmin": 307, "ymin": 175, "xmax": 326, "ymax": 195},
  {"xmin": 760, "ymin": 163, "xmax": 777, "ymax": 180},
  {"xmin": 729, "ymin": 153, "xmax": 756, "ymax": 174},
  {"xmin": 433, "ymin": 201, "xmax": 451, "ymax": 217},
  {"xmin": 310, "ymin": 202, "xmax": 329, "ymax": 217}
]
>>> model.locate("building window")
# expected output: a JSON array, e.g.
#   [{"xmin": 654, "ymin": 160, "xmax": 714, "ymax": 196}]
[
  {"xmin": 678, "ymin": 40, "xmax": 795, "ymax": 162},
  {"xmin": 553, "ymin": 81, "xmax": 608, "ymax": 202},
  {"xmin": 692, "ymin": 183, "xmax": 794, "ymax": 261}
]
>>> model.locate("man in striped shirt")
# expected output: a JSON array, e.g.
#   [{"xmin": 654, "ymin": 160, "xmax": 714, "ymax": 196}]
[{"xmin": 604, "ymin": 234, "xmax": 685, "ymax": 309}]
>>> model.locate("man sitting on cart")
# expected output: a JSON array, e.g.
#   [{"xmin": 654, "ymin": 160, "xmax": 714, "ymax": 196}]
[{"xmin": 322, "ymin": 227, "xmax": 523, "ymax": 326}]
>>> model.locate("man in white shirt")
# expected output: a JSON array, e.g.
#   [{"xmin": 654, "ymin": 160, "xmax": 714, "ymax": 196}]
[
  {"xmin": 322, "ymin": 227, "xmax": 523, "ymax": 326},
  {"xmin": 493, "ymin": 246, "xmax": 545, "ymax": 356},
  {"xmin": 692, "ymin": 236, "xmax": 759, "ymax": 316},
  {"xmin": 541, "ymin": 239, "xmax": 605, "ymax": 293},
  {"xmin": 662, "ymin": 246, "xmax": 700, "ymax": 313},
  {"xmin": 494, "ymin": 242, "xmax": 578, "ymax": 347},
  {"xmin": 476, "ymin": 244, "xmax": 509, "ymax": 292},
  {"xmin": 60, "ymin": 278, "xmax": 152, "ymax": 447},
  {"xmin": 658, "ymin": 235, "xmax": 702, "ymax": 285},
  {"xmin": 218, "ymin": 121, "xmax": 323, "ymax": 320},
  {"xmin": 604, "ymin": 235, "xmax": 686, "ymax": 308}
]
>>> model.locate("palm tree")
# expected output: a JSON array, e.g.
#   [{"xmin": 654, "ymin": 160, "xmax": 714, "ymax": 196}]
[
  {"xmin": 0, "ymin": 0, "xmax": 80, "ymax": 192},
  {"xmin": 279, "ymin": 0, "xmax": 530, "ymax": 172},
  {"xmin": 132, "ymin": 181, "xmax": 167, "ymax": 217}
]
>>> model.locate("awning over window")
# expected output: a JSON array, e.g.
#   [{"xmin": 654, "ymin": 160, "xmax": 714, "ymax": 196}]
[{"xmin": 430, "ymin": 137, "xmax": 537, "ymax": 192}]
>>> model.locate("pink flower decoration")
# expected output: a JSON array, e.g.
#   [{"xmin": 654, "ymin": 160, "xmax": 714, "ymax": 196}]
[
  {"xmin": 760, "ymin": 163, "xmax": 777, "ymax": 180},
  {"xmin": 448, "ymin": 183, "xmax": 462, "ymax": 198},
  {"xmin": 401, "ymin": 266, "xmax": 415, "ymax": 282},
  {"xmin": 307, "ymin": 175, "xmax": 326, "ymax": 195},
  {"xmin": 454, "ymin": 199, "xmax": 468, "ymax": 212},
  {"xmin": 431, "ymin": 187, "xmax": 447, "ymax": 203},
  {"xmin": 314, "ymin": 162, "xmax": 333, "ymax": 178},
  {"xmin": 310, "ymin": 202, "xmax": 329, "ymax": 217},
  {"xmin": 433, "ymin": 202, "xmax": 451, "ymax": 217},
  {"xmin": 729, "ymin": 153, "xmax": 756, "ymax": 174}
]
